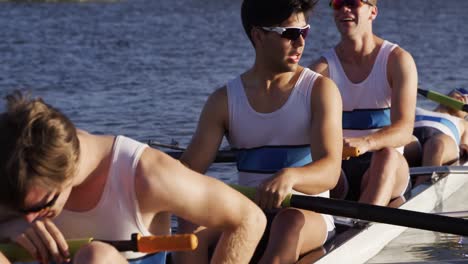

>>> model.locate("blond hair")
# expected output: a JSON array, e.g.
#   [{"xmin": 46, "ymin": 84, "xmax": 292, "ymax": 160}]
[{"xmin": 0, "ymin": 91, "xmax": 79, "ymax": 210}]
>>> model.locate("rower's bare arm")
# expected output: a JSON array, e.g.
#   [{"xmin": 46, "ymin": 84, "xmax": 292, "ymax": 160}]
[
  {"xmin": 362, "ymin": 47, "xmax": 418, "ymax": 151},
  {"xmin": 136, "ymin": 148, "xmax": 266, "ymax": 264},
  {"xmin": 0, "ymin": 252, "xmax": 11, "ymax": 264},
  {"xmin": 309, "ymin": 57, "xmax": 330, "ymax": 77},
  {"xmin": 291, "ymin": 76, "xmax": 343, "ymax": 194},
  {"xmin": 181, "ymin": 87, "xmax": 229, "ymax": 173},
  {"xmin": 460, "ymin": 120, "xmax": 468, "ymax": 146}
]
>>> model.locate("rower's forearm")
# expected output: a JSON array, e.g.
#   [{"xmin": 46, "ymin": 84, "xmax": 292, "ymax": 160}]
[
  {"xmin": 211, "ymin": 207, "xmax": 266, "ymax": 264},
  {"xmin": 290, "ymin": 158, "xmax": 341, "ymax": 195},
  {"xmin": 365, "ymin": 124, "xmax": 413, "ymax": 151},
  {"xmin": 0, "ymin": 252, "xmax": 11, "ymax": 264}
]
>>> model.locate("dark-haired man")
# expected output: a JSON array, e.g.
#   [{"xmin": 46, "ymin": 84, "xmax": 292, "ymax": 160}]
[
  {"xmin": 176, "ymin": 0, "xmax": 343, "ymax": 263},
  {"xmin": 310, "ymin": 0, "xmax": 417, "ymax": 205}
]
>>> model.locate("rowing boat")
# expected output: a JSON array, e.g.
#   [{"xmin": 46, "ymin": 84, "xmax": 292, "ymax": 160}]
[
  {"xmin": 296, "ymin": 164, "xmax": 468, "ymax": 264},
  {"xmin": 150, "ymin": 141, "xmax": 468, "ymax": 263}
]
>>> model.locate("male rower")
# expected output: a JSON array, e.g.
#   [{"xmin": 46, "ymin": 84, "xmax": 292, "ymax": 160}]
[
  {"xmin": 310, "ymin": 0, "xmax": 418, "ymax": 206},
  {"xmin": 405, "ymin": 88, "xmax": 468, "ymax": 185},
  {"xmin": 175, "ymin": 0, "xmax": 343, "ymax": 263},
  {"xmin": 0, "ymin": 91, "xmax": 266, "ymax": 264}
]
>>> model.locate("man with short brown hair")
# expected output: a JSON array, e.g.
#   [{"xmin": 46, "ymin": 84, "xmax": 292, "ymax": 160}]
[
  {"xmin": 310, "ymin": 0, "xmax": 417, "ymax": 205},
  {"xmin": 0, "ymin": 91, "xmax": 266, "ymax": 264}
]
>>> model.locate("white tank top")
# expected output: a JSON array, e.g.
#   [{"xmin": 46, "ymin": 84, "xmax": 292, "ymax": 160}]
[
  {"xmin": 415, "ymin": 107, "xmax": 463, "ymax": 145},
  {"xmin": 54, "ymin": 136, "xmax": 154, "ymax": 259},
  {"xmin": 227, "ymin": 68, "xmax": 334, "ymax": 231},
  {"xmin": 227, "ymin": 68, "xmax": 326, "ymax": 194},
  {"xmin": 323, "ymin": 40, "xmax": 397, "ymax": 139}
]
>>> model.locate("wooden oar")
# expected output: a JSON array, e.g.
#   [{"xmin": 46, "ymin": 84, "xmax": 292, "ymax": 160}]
[
  {"xmin": 0, "ymin": 233, "xmax": 197, "ymax": 262},
  {"xmin": 149, "ymin": 140, "xmax": 360, "ymax": 163},
  {"xmin": 231, "ymin": 184, "xmax": 468, "ymax": 237},
  {"xmin": 417, "ymin": 88, "xmax": 468, "ymax": 112}
]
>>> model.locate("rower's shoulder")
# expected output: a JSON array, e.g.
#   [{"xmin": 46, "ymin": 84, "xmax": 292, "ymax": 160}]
[
  {"xmin": 310, "ymin": 74, "xmax": 342, "ymax": 107},
  {"xmin": 201, "ymin": 85, "xmax": 229, "ymax": 119},
  {"xmin": 388, "ymin": 44, "xmax": 416, "ymax": 66},
  {"xmin": 78, "ymin": 130, "xmax": 115, "ymax": 149},
  {"xmin": 209, "ymin": 85, "xmax": 228, "ymax": 101}
]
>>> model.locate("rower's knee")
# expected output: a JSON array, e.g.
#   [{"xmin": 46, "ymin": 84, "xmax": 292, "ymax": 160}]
[
  {"xmin": 424, "ymin": 136, "xmax": 446, "ymax": 153},
  {"xmin": 271, "ymin": 209, "xmax": 305, "ymax": 238},
  {"xmin": 368, "ymin": 148, "xmax": 408, "ymax": 185},
  {"xmin": 373, "ymin": 147, "xmax": 399, "ymax": 162},
  {"xmin": 74, "ymin": 241, "xmax": 127, "ymax": 264}
]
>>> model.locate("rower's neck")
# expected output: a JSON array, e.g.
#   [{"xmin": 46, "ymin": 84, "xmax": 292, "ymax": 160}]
[
  {"xmin": 244, "ymin": 66, "xmax": 303, "ymax": 92},
  {"xmin": 337, "ymin": 34, "xmax": 380, "ymax": 65}
]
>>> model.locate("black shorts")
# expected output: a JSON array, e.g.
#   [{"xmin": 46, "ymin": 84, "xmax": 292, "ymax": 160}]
[
  {"xmin": 341, "ymin": 152, "xmax": 373, "ymax": 201},
  {"xmin": 341, "ymin": 152, "xmax": 412, "ymax": 201},
  {"xmin": 413, "ymin": 126, "xmax": 443, "ymax": 146}
]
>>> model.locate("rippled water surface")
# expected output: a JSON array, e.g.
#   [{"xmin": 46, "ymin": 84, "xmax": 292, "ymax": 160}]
[{"xmin": 1, "ymin": 0, "xmax": 467, "ymax": 258}]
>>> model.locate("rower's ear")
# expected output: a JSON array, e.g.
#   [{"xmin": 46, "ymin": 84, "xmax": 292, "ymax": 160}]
[
  {"xmin": 251, "ymin": 27, "xmax": 264, "ymax": 47},
  {"xmin": 370, "ymin": 6, "xmax": 378, "ymax": 21}
]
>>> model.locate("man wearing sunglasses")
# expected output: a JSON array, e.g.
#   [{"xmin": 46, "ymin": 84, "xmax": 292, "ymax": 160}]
[
  {"xmin": 310, "ymin": 0, "xmax": 418, "ymax": 206},
  {"xmin": 176, "ymin": 0, "xmax": 343, "ymax": 263},
  {"xmin": 0, "ymin": 91, "xmax": 266, "ymax": 264}
]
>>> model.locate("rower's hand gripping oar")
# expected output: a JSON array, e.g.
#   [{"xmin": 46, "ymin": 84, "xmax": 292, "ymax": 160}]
[
  {"xmin": 417, "ymin": 88, "xmax": 468, "ymax": 112},
  {"xmin": 0, "ymin": 233, "xmax": 198, "ymax": 262},
  {"xmin": 231, "ymin": 184, "xmax": 468, "ymax": 237},
  {"xmin": 342, "ymin": 146, "xmax": 360, "ymax": 160}
]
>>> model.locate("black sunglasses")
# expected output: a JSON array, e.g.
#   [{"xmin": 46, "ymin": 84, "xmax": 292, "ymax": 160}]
[
  {"xmin": 20, "ymin": 193, "xmax": 60, "ymax": 214},
  {"xmin": 261, "ymin": 24, "xmax": 310, "ymax": 41},
  {"xmin": 329, "ymin": 0, "xmax": 373, "ymax": 10}
]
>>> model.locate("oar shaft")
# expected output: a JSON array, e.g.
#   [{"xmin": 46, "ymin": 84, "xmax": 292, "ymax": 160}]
[
  {"xmin": 418, "ymin": 88, "xmax": 468, "ymax": 112},
  {"xmin": 290, "ymin": 195, "xmax": 468, "ymax": 236},
  {"xmin": 0, "ymin": 233, "xmax": 197, "ymax": 262},
  {"xmin": 165, "ymin": 146, "xmax": 359, "ymax": 163},
  {"xmin": 231, "ymin": 185, "xmax": 468, "ymax": 237}
]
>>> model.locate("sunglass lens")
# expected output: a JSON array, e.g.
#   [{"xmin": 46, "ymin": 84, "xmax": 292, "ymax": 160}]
[
  {"xmin": 330, "ymin": 0, "xmax": 343, "ymax": 10},
  {"xmin": 330, "ymin": 0, "xmax": 362, "ymax": 10},
  {"xmin": 282, "ymin": 27, "xmax": 309, "ymax": 41}
]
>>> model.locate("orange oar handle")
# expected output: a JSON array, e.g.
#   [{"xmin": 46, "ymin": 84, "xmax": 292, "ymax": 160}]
[
  {"xmin": 134, "ymin": 233, "xmax": 198, "ymax": 253},
  {"xmin": 342, "ymin": 146, "xmax": 360, "ymax": 160}
]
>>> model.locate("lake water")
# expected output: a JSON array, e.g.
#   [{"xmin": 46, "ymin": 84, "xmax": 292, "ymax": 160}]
[{"xmin": 0, "ymin": 0, "xmax": 467, "ymax": 260}]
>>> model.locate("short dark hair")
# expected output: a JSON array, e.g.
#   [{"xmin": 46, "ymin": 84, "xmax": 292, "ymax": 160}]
[
  {"xmin": 0, "ymin": 91, "xmax": 80, "ymax": 211},
  {"xmin": 241, "ymin": 0, "xmax": 318, "ymax": 45}
]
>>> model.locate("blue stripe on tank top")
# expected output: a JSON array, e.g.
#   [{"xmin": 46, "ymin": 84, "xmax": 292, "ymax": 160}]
[
  {"xmin": 236, "ymin": 145, "xmax": 312, "ymax": 174},
  {"xmin": 129, "ymin": 252, "xmax": 166, "ymax": 264},
  {"xmin": 415, "ymin": 115, "xmax": 460, "ymax": 144},
  {"xmin": 342, "ymin": 108, "xmax": 391, "ymax": 130}
]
